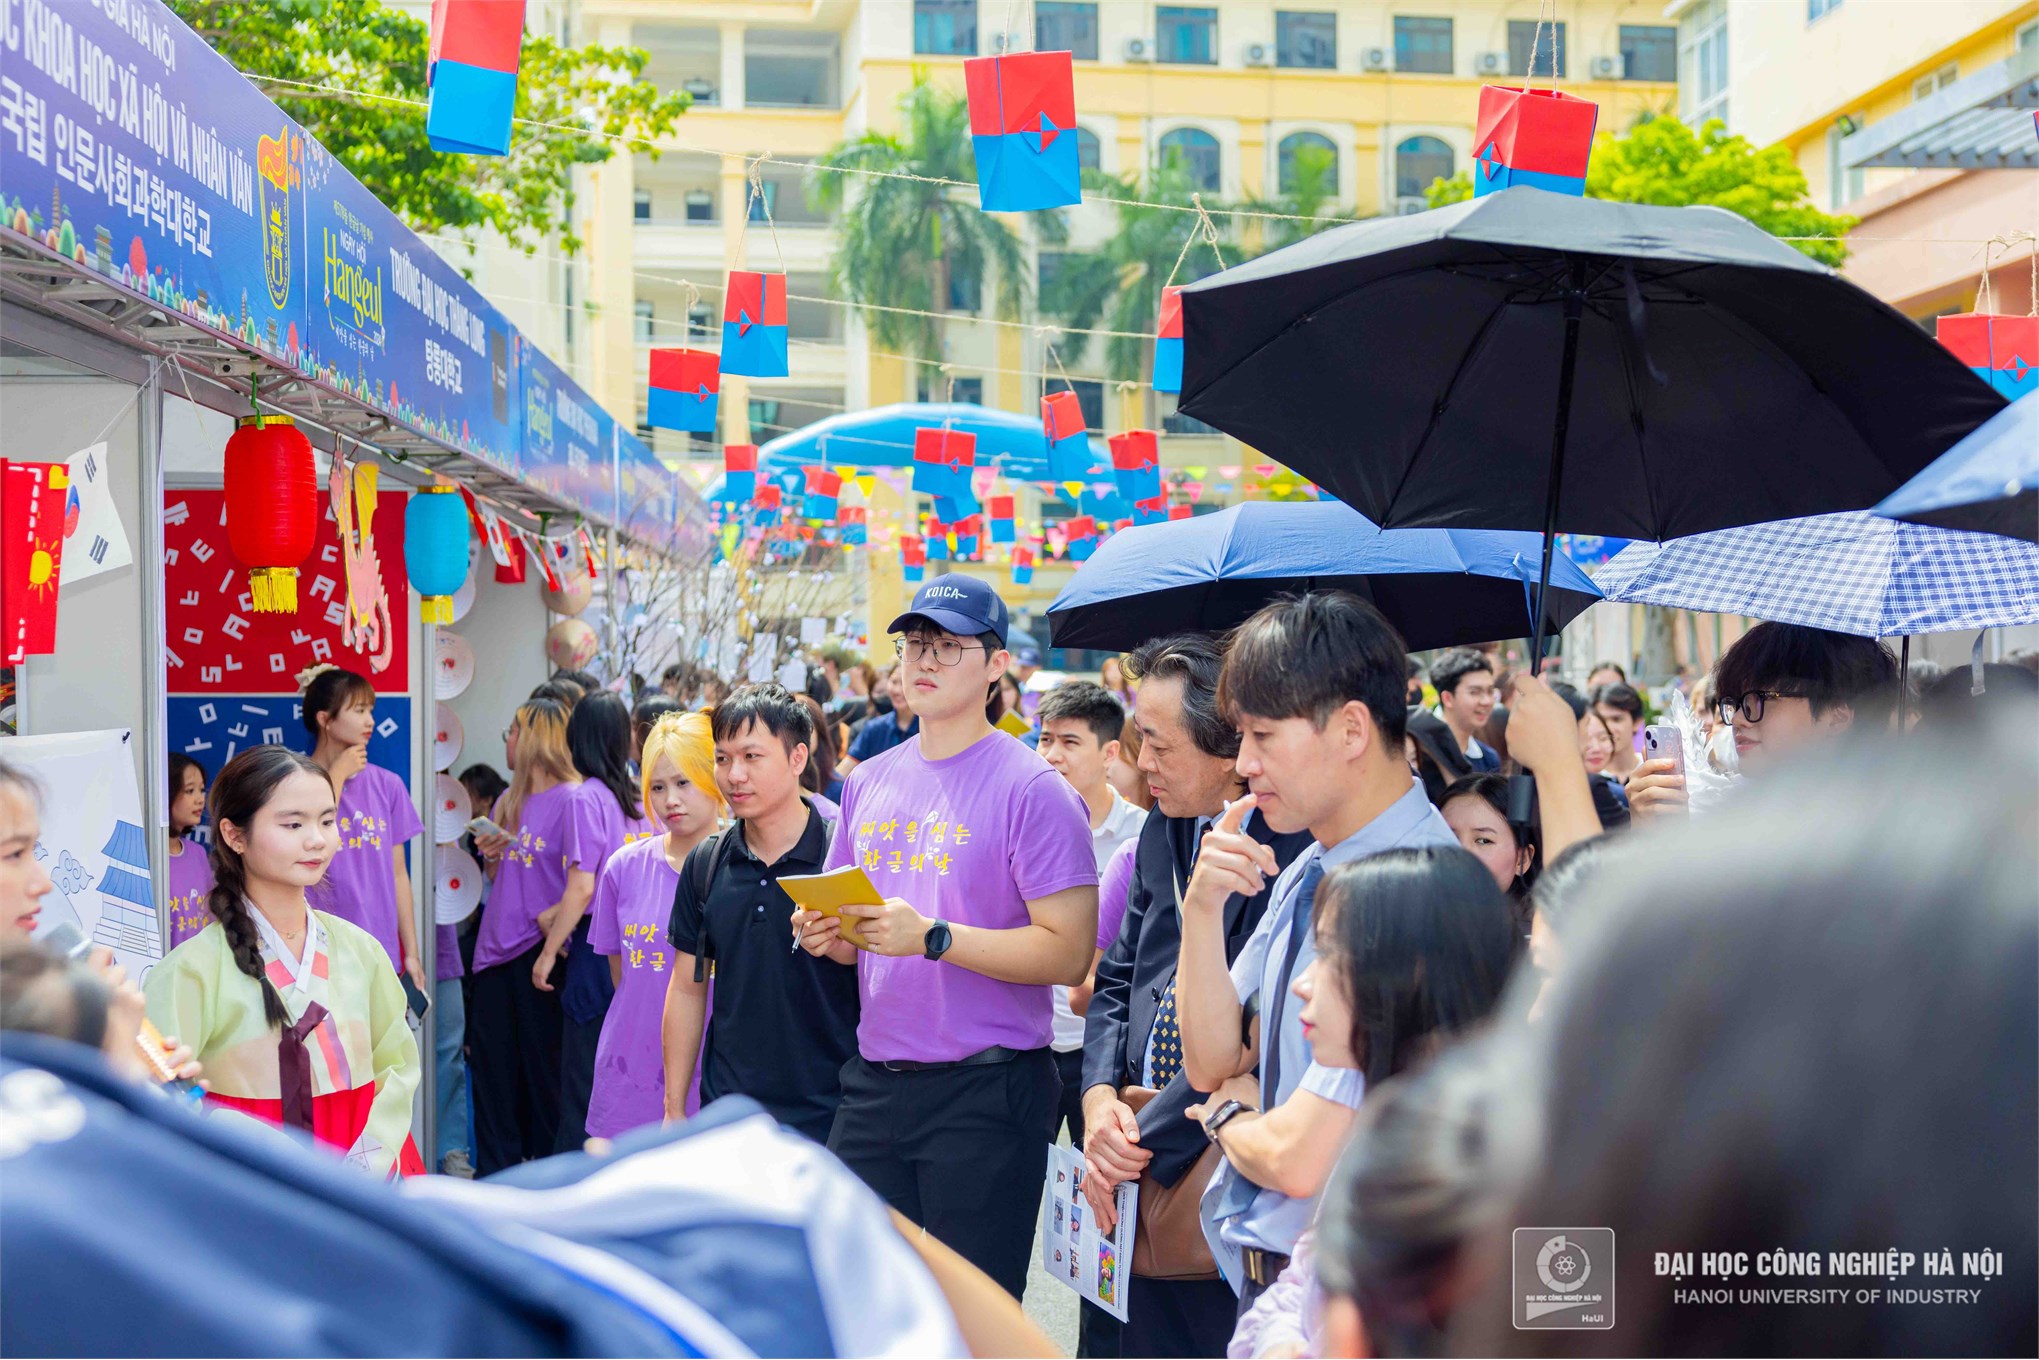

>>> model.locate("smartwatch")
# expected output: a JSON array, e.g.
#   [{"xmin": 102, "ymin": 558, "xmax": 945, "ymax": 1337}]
[
  {"xmin": 923, "ymin": 918, "xmax": 953, "ymax": 962},
  {"xmin": 1201, "ymin": 1098, "xmax": 1252, "ymax": 1144}
]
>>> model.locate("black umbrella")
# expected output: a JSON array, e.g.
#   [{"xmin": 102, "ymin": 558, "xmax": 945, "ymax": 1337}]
[{"xmin": 1176, "ymin": 188, "xmax": 2005, "ymax": 660}]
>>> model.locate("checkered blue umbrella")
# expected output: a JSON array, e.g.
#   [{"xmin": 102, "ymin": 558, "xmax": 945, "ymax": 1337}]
[{"xmin": 1592, "ymin": 511, "xmax": 2039, "ymax": 637}]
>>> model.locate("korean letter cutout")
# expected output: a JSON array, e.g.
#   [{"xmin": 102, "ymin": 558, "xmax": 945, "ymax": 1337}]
[
  {"xmin": 965, "ymin": 50, "xmax": 1081, "ymax": 213},
  {"xmin": 1472, "ymin": 85, "xmax": 1599, "ymax": 197}
]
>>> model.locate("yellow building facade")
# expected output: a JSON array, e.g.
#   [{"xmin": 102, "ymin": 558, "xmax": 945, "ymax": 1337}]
[{"xmin": 1671, "ymin": 0, "xmax": 2037, "ymax": 319}]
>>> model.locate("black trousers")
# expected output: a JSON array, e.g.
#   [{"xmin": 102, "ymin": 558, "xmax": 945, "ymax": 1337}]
[
  {"xmin": 468, "ymin": 943, "xmax": 562, "ymax": 1176},
  {"xmin": 1125, "ymin": 1277, "xmax": 1240, "ymax": 1357},
  {"xmin": 553, "ymin": 1012, "xmax": 603, "ymax": 1154},
  {"xmin": 828, "ymin": 1049, "xmax": 1059, "ymax": 1299},
  {"xmin": 1053, "ymin": 1046, "xmax": 1087, "ymax": 1150}
]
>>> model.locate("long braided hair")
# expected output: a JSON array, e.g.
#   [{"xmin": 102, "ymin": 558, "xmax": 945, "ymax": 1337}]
[{"xmin": 207, "ymin": 746, "xmax": 331, "ymax": 1029}]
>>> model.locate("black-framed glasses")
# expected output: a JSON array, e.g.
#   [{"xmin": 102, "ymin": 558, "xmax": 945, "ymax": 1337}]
[
  {"xmin": 896, "ymin": 636, "xmax": 974, "ymax": 667},
  {"xmin": 1716, "ymin": 690, "xmax": 1792, "ymax": 725}
]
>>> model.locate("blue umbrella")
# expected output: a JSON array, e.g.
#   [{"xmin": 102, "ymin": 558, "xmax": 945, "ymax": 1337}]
[
  {"xmin": 757, "ymin": 401, "xmax": 1112, "ymax": 483},
  {"xmin": 1875, "ymin": 393, "xmax": 2038, "ymax": 545},
  {"xmin": 1047, "ymin": 499, "xmax": 1602, "ymax": 652},
  {"xmin": 1592, "ymin": 510, "xmax": 2039, "ymax": 637}
]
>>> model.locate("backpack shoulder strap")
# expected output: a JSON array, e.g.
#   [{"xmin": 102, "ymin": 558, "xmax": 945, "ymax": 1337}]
[{"xmin": 686, "ymin": 830, "xmax": 738, "ymax": 983}]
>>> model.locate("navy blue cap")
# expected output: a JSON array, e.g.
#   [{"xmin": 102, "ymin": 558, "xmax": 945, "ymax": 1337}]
[{"xmin": 888, "ymin": 573, "xmax": 1010, "ymax": 646}]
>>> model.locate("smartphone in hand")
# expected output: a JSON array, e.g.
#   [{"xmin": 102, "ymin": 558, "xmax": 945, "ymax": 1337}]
[
  {"xmin": 466, "ymin": 815, "xmax": 511, "ymax": 841},
  {"xmin": 1643, "ymin": 724, "xmax": 1686, "ymax": 776}
]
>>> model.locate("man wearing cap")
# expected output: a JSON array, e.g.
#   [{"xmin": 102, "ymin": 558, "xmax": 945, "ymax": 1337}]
[
  {"xmin": 1012, "ymin": 642, "xmax": 1046, "ymax": 721},
  {"xmin": 794, "ymin": 574, "xmax": 1101, "ymax": 1298}
]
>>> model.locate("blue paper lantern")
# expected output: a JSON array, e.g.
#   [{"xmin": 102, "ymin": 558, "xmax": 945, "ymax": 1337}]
[{"xmin": 405, "ymin": 486, "xmax": 471, "ymax": 624}]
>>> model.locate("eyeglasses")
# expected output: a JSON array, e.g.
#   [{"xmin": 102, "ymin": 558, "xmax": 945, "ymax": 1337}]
[
  {"xmin": 896, "ymin": 636, "xmax": 978, "ymax": 667},
  {"xmin": 1716, "ymin": 690, "xmax": 1793, "ymax": 725}
]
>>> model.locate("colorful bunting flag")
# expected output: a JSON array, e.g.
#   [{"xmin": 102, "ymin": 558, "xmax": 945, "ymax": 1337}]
[
  {"xmin": 426, "ymin": 0, "xmax": 525, "ymax": 157},
  {"xmin": 648, "ymin": 349, "xmax": 720, "ymax": 433},
  {"xmin": 803, "ymin": 466, "xmax": 843, "ymax": 521},
  {"xmin": 1154, "ymin": 285, "xmax": 1185, "ymax": 394},
  {"xmin": 1012, "ymin": 545, "xmax": 1036, "ymax": 586},
  {"xmin": 1936, "ymin": 313, "xmax": 2038, "ymax": 400},
  {"xmin": 1042, "ymin": 389, "xmax": 1092, "ymax": 484},
  {"xmin": 1473, "ymin": 85, "xmax": 1599, "ymax": 197},
  {"xmin": 577, "ymin": 525, "xmax": 600, "ymax": 579},
  {"xmin": 527, "ymin": 529, "xmax": 563, "ymax": 592},
  {"xmin": 1109, "ymin": 430, "xmax": 1163, "ymax": 503},
  {"xmin": 964, "ymin": 49, "xmax": 1081, "ymax": 213},
  {"xmin": 721, "ymin": 270, "xmax": 790, "ymax": 378},
  {"xmin": 839, "ymin": 505, "xmax": 868, "ymax": 545}
]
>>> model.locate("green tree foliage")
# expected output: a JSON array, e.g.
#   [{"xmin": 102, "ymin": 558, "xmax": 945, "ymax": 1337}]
[
  {"xmin": 1423, "ymin": 115, "xmax": 1857, "ymax": 266},
  {"xmin": 1240, "ymin": 143, "xmax": 1346, "ymax": 254},
  {"xmin": 169, "ymin": 0, "xmax": 687, "ymax": 254},
  {"xmin": 810, "ymin": 76, "xmax": 1060, "ymax": 366}
]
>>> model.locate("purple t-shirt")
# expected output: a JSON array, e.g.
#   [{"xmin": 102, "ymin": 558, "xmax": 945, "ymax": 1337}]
[
  {"xmin": 314, "ymin": 763, "xmax": 425, "ymax": 971},
  {"xmin": 472, "ymin": 782, "xmax": 579, "ymax": 973},
  {"xmin": 827, "ymin": 731, "xmax": 1098, "ymax": 1063},
  {"xmin": 587, "ymin": 835, "xmax": 693, "ymax": 1138},
  {"xmin": 564, "ymin": 781, "xmax": 654, "ymax": 879},
  {"xmin": 1097, "ymin": 837, "xmax": 1137, "ymax": 953},
  {"xmin": 164, "ymin": 839, "xmax": 215, "ymax": 949},
  {"xmin": 435, "ymin": 922, "xmax": 462, "ymax": 982}
]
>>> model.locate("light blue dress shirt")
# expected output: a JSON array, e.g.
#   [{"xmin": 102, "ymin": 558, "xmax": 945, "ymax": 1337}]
[{"xmin": 1200, "ymin": 779, "xmax": 1458, "ymax": 1287}]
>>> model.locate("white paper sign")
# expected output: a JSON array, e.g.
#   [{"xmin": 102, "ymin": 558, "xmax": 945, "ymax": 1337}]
[
  {"xmin": 62, "ymin": 442, "xmax": 134, "ymax": 584},
  {"xmin": 777, "ymin": 659, "xmax": 808, "ymax": 691},
  {"xmin": 1039, "ymin": 1143, "xmax": 1135, "ymax": 1322},
  {"xmin": 800, "ymin": 616, "xmax": 827, "ymax": 646},
  {"xmin": 747, "ymin": 638, "xmax": 779, "ymax": 685},
  {"xmin": 0, "ymin": 728, "xmax": 161, "ymax": 980}
]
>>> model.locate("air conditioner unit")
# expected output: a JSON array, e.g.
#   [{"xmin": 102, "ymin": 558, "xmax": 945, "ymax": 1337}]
[
  {"xmin": 1589, "ymin": 54, "xmax": 1619, "ymax": 79},
  {"xmin": 1476, "ymin": 51, "xmax": 1506, "ymax": 75},
  {"xmin": 681, "ymin": 77, "xmax": 717, "ymax": 101},
  {"xmin": 1395, "ymin": 195, "xmax": 1428, "ymax": 215},
  {"xmin": 1360, "ymin": 46, "xmax": 1390, "ymax": 72},
  {"xmin": 1124, "ymin": 35, "xmax": 1153, "ymax": 62},
  {"xmin": 1243, "ymin": 41, "xmax": 1272, "ymax": 67}
]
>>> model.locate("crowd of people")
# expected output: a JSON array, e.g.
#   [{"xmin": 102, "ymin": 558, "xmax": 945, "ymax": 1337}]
[{"xmin": 1, "ymin": 574, "xmax": 2033, "ymax": 1357}]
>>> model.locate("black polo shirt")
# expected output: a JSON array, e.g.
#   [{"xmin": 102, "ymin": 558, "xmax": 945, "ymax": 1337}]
[{"xmin": 668, "ymin": 804, "xmax": 860, "ymax": 1140}]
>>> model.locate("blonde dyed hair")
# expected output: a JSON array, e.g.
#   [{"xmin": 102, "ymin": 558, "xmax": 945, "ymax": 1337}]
[
  {"xmin": 640, "ymin": 710, "xmax": 723, "ymax": 818},
  {"xmin": 499, "ymin": 698, "xmax": 578, "ymax": 831}
]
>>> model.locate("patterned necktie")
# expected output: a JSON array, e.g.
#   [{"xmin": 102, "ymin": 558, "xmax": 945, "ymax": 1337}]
[
  {"xmin": 1261, "ymin": 856, "xmax": 1326, "ymax": 1104},
  {"xmin": 1148, "ymin": 979, "xmax": 1184, "ymax": 1087}
]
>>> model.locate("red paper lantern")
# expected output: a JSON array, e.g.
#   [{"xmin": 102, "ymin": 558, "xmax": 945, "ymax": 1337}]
[{"xmin": 223, "ymin": 413, "xmax": 317, "ymax": 613}]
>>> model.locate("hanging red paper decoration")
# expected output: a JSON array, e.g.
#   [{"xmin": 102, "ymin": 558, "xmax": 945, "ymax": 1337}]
[
  {"xmin": 494, "ymin": 532, "xmax": 528, "ymax": 584},
  {"xmin": 224, "ymin": 413, "xmax": 318, "ymax": 613}
]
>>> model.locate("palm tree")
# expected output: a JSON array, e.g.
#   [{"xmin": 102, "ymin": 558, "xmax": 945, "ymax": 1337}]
[
  {"xmin": 1036, "ymin": 153, "xmax": 1232, "ymax": 382},
  {"xmin": 1241, "ymin": 143, "xmax": 1347, "ymax": 255},
  {"xmin": 810, "ymin": 77, "xmax": 1062, "ymax": 369}
]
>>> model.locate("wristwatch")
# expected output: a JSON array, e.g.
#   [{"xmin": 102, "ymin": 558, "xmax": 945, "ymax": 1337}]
[
  {"xmin": 922, "ymin": 918, "xmax": 953, "ymax": 962},
  {"xmin": 1201, "ymin": 1098, "xmax": 1252, "ymax": 1144}
]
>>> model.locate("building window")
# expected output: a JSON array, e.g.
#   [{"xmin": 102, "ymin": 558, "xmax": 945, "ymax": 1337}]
[
  {"xmin": 1158, "ymin": 127, "xmax": 1222, "ymax": 191},
  {"xmin": 915, "ymin": 0, "xmax": 977, "ymax": 55},
  {"xmin": 1825, "ymin": 119, "xmax": 1864, "ymax": 209},
  {"xmin": 747, "ymin": 181, "xmax": 779, "ymax": 223},
  {"xmin": 1620, "ymin": 25, "xmax": 1676, "ymax": 81},
  {"xmin": 1678, "ymin": 0, "xmax": 1729, "ymax": 128},
  {"xmin": 1048, "ymin": 379, "xmax": 1106, "ymax": 431},
  {"xmin": 1911, "ymin": 62, "xmax": 1957, "ymax": 101},
  {"xmin": 1507, "ymin": 19, "xmax": 1565, "ymax": 79},
  {"xmin": 684, "ymin": 190, "xmax": 714, "ymax": 222},
  {"xmin": 1038, "ymin": 250, "xmax": 1073, "ymax": 297},
  {"xmin": 1277, "ymin": 131, "xmax": 1338, "ymax": 195},
  {"xmin": 947, "ymin": 268, "xmax": 982, "ymax": 313},
  {"xmin": 1394, "ymin": 135, "xmax": 1454, "ymax": 199},
  {"xmin": 688, "ymin": 303, "xmax": 712, "ymax": 339},
  {"xmin": 1807, "ymin": 0, "xmax": 1842, "ymax": 21},
  {"xmin": 1276, "ymin": 11, "xmax": 1336, "ymax": 69},
  {"xmin": 1157, "ymin": 7, "xmax": 1217, "ymax": 65},
  {"xmin": 2019, "ymin": 19, "xmax": 2037, "ymax": 50},
  {"xmin": 950, "ymin": 376, "xmax": 985, "ymax": 406},
  {"xmin": 1035, "ymin": 2, "xmax": 1098, "ymax": 59},
  {"xmin": 1393, "ymin": 16, "xmax": 1453, "ymax": 74},
  {"xmin": 633, "ymin": 188, "xmax": 652, "ymax": 222},
  {"xmin": 634, "ymin": 300, "xmax": 655, "ymax": 342},
  {"xmin": 1163, "ymin": 407, "xmax": 1220, "ymax": 435},
  {"xmin": 1073, "ymin": 125, "xmax": 1101, "ymax": 171}
]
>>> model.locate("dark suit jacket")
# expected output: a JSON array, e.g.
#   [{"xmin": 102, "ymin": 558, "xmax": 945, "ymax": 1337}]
[{"xmin": 1081, "ymin": 806, "xmax": 1313, "ymax": 1186}]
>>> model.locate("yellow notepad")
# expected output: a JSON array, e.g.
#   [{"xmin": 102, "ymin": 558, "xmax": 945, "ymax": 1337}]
[
  {"xmin": 777, "ymin": 864, "xmax": 883, "ymax": 950},
  {"xmin": 996, "ymin": 710, "xmax": 1033, "ymax": 738}
]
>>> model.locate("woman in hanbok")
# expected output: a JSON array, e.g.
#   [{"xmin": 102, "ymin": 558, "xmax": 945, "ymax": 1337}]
[{"xmin": 145, "ymin": 745, "xmax": 423, "ymax": 1177}]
